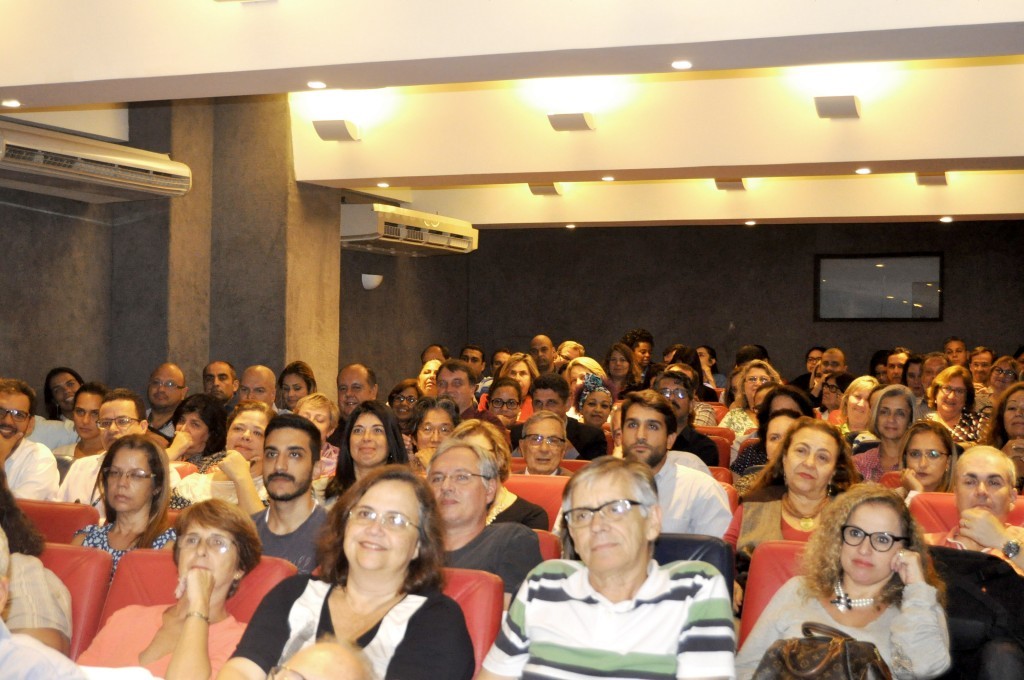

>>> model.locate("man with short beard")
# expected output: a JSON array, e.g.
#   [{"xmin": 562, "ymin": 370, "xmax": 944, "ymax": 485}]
[{"xmin": 252, "ymin": 413, "xmax": 326, "ymax": 573}]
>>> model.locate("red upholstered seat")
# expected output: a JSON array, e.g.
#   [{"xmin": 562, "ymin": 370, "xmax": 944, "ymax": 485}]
[
  {"xmin": 738, "ymin": 540, "xmax": 805, "ymax": 649},
  {"xmin": 698, "ymin": 402, "xmax": 729, "ymax": 424},
  {"xmin": 695, "ymin": 425, "xmax": 736, "ymax": 446},
  {"xmin": 534, "ymin": 528, "xmax": 562, "ymax": 560},
  {"xmin": 880, "ymin": 470, "xmax": 902, "ymax": 489},
  {"xmin": 39, "ymin": 542, "xmax": 113, "ymax": 659},
  {"xmin": 509, "ymin": 457, "xmax": 527, "ymax": 473},
  {"xmin": 98, "ymin": 549, "xmax": 297, "ymax": 628},
  {"xmin": 504, "ymin": 475, "xmax": 570, "ymax": 532},
  {"xmin": 708, "ymin": 466, "xmax": 733, "ymax": 484},
  {"xmin": 17, "ymin": 499, "xmax": 99, "ymax": 544},
  {"xmin": 170, "ymin": 461, "xmax": 199, "ymax": 478},
  {"xmin": 719, "ymin": 482, "xmax": 739, "ymax": 513},
  {"xmin": 443, "ymin": 567, "xmax": 504, "ymax": 677},
  {"xmin": 909, "ymin": 492, "xmax": 1024, "ymax": 534},
  {"xmin": 708, "ymin": 435, "xmax": 731, "ymax": 467},
  {"xmin": 561, "ymin": 459, "xmax": 590, "ymax": 472}
]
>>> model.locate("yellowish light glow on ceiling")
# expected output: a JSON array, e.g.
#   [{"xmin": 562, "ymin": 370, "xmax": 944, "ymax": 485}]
[
  {"xmin": 517, "ymin": 75, "xmax": 636, "ymax": 114},
  {"xmin": 784, "ymin": 62, "xmax": 905, "ymax": 103},
  {"xmin": 290, "ymin": 88, "xmax": 398, "ymax": 132}
]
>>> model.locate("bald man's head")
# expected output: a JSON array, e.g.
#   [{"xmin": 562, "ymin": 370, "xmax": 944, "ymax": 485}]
[{"xmin": 239, "ymin": 365, "xmax": 277, "ymax": 406}]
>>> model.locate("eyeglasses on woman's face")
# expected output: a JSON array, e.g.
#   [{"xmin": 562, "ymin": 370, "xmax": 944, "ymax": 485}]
[{"xmin": 841, "ymin": 524, "xmax": 908, "ymax": 552}]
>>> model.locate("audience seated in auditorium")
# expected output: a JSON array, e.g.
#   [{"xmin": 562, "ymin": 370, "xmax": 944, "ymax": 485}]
[
  {"xmin": 0, "ymin": 467, "xmax": 72, "ymax": 653},
  {"xmin": 697, "ymin": 344, "xmax": 727, "ymax": 390},
  {"xmin": 652, "ymin": 370, "xmax": 717, "ymax": 467},
  {"xmin": 0, "ymin": 378, "xmax": 59, "ymax": 500},
  {"xmin": 420, "ymin": 343, "xmax": 449, "ymax": 365},
  {"xmin": 30, "ymin": 367, "xmax": 82, "ymax": 452},
  {"xmin": 838, "ymin": 375, "xmax": 879, "ymax": 440},
  {"xmin": 854, "ymin": 384, "xmax": 915, "ymax": 482},
  {"xmin": 293, "ymin": 393, "xmax": 340, "ymax": 477},
  {"xmin": 491, "ymin": 352, "xmax": 538, "ymax": 422},
  {"xmin": 788, "ymin": 346, "xmax": 825, "ymax": 394},
  {"xmin": 982, "ymin": 382, "xmax": 1024, "ymax": 486},
  {"xmin": 719, "ymin": 360, "xmax": 781, "ymax": 438},
  {"xmin": 450, "ymin": 419, "xmax": 547, "ymax": 530},
  {"xmin": 620, "ymin": 390, "xmax": 731, "ymax": 537},
  {"xmin": 146, "ymin": 363, "xmax": 189, "ymax": 445},
  {"xmin": 604, "ymin": 343, "xmax": 642, "ymax": 401},
  {"xmin": 335, "ymin": 362, "xmax": 378, "ymax": 428},
  {"xmin": 944, "ymin": 336, "xmax": 970, "ymax": 368},
  {"xmin": 252, "ymin": 414, "xmax": 326, "ymax": 574},
  {"xmin": 428, "ymin": 438, "xmax": 542, "ymax": 607},
  {"xmin": 898, "ymin": 420, "xmax": 957, "ymax": 500},
  {"xmin": 0, "ymin": 526, "xmax": 83, "ymax": 679},
  {"xmin": 886, "ymin": 346, "xmax": 911, "ymax": 386},
  {"xmin": 276, "ymin": 360, "xmax": 316, "ymax": 413},
  {"xmin": 416, "ymin": 358, "xmax": 441, "ymax": 398},
  {"xmin": 510, "ymin": 373, "xmax": 606, "ymax": 460},
  {"xmin": 730, "ymin": 384, "xmax": 815, "ymax": 477},
  {"xmin": 437, "ymin": 359, "xmax": 504, "ymax": 430},
  {"xmin": 528, "ymin": 334, "xmax": 557, "ymax": 375},
  {"xmin": 485, "ymin": 377, "xmax": 522, "ymax": 431},
  {"xmin": 385, "ymin": 379, "xmax": 421, "ymax": 446},
  {"xmin": 572, "ymin": 372, "xmax": 613, "ymax": 429},
  {"xmin": 975, "ymin": 355, "xmax": 1020, "ymax": 417},
  {"xmin": 926, "ymin": 365, "xmax": 984, "ymax": 444},
  {"xmin": 478, "ymin": 457, "xmax": 735, "ymax": 680},
  {"xmin": 736, "ymin": 484, "xmax": 949, "ymax": 679},
  {"xmin": 202, "ymin": 361, "xmax": 239, "ymax": 407},
  {"xmin": 78, "ymin": 499, "xmax": 261, "ymax": 679},
  {"xmin": 406, "ymin": 396, "xmax": 460, "ymax": 471},
  {"xmin": 169, "ymin": 393, "xmax": 228, "ymax": 472},
  {"xmin": 237, "ymin": 365, "xmax": 277, "ymax": 409},
  {"xmin": 459, "ymin": 344, "xmax": 487, "ymax": 389},
  {"xmin": 323, "ymin": 401, "xmax": 408, "ymax": 503},
  {"xmin": 219, "ymin": 466, "xmax": 475, "ymax": 680},
  {"xmin": 72, "ymin": 434, "xmax": 176, "ymax": 578},
  {"xmin": 663, "ymin": 345, "xmax": 718, "ymax": 402},
  {"xmin": 51, "ymin": 381, "xmax": 106, "ymax": 469},
  {"xmin": 518, "ymin": 411, "xmax": 573, "ymax": 476}
]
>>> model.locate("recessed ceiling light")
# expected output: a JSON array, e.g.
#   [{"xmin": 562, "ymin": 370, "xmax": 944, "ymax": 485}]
[
  {"xmin": 376, "ymin": 182, "xmax": 390, "ymax": 188},
  {"xmin": 307, "ymin": 81, "xmax": 327, "ymax": 90},
  {"xmin": 855, "ymin": 167, "xmax": 872, "ymax": 175},
  {"xmin": 1, "ymin": 99, "xmax": 21, "ymax": 108},
  {"xmin": 886, "ymin": 295, "xmax": 895, "ymax": 299},
  {"xmin": 601, "ymin": 176, "xmax": 615, "ymax": 182},
  {"xmin": 565, "ymin": 224, "xmax": 576, "ymax": 230},
  {"xmin": 875, "ymin": 263, "xmax": 885, "ymax": 268},
  {"xmin": 671, "ymin": 60, "xmax": 693, "ymax": 70},
  {"xmin": 939, "ymin": 216, "xmax": 953, "ymax": 223},
  {"xmin": 744, "ymin": 220, "xmax": 757, "ymax": 226}
]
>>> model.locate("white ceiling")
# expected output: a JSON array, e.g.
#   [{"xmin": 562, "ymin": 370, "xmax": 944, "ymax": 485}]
[{"xmin": 3, "ymin": 1, "xmax": 1023, "ymax": 227}]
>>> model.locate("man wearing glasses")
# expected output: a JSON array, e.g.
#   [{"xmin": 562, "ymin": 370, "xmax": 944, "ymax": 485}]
[
  {"xmin": 518, "ymin": 411, "xmax": 573, "ymax": 476},
  {"xmin": 0, "ymin": 379, "xmax": 58, "ymax": 500},
  {"xmin": 145, "ymin": 363, "xmax": 188, "ymax": 445},
  {"xmin": 510, "ymin": 373, "xmax": 606, "ymax": 460},
  {"xmin": 478, "ymin": 456, "xmax": 735, "ymax": 680},
  {"xmin": 428, "ymin": 438, "xmax": 541, "ymax": 608},
  {"xmin": 651, "ymin": 370, "xmax": 718, "ymax": 468}
]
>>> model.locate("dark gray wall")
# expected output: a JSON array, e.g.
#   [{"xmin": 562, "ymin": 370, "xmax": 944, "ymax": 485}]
[{"xmin": 340, "ymin": 220, "xmax": 1024, "ymax": 390}]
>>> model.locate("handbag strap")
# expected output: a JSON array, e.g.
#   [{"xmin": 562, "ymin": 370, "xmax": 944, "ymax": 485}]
[{"xmin": 801, "ymin": 621, "xmax": 854, "ymax": 641}]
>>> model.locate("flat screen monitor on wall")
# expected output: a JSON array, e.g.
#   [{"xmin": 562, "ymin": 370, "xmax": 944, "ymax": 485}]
[{"xmin": 815, "ymin": 254, "xmax": 943, "ymax": 321}]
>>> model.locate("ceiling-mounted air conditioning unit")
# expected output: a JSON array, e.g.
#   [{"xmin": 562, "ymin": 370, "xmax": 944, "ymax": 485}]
[
  {"xmin": 340, "ymin": 203, "xmax": 478, "ymax": 257},
  {"xmin": 0, "ymin": 121, "xmax": 192, "ymax": 203}
]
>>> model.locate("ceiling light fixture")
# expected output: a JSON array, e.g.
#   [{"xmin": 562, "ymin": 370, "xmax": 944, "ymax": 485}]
[
  {"xmin": 855, "ymin": 167, "xmax": 872, "ymax": 175},
  {"xmin": 939, "ymin": 216, "xmax": 954, "ymax": 223},
  {"xmin": 1, "ymin": 99, "xmax": 21, "ymax": 108},
  {"xmin": 601, "ymin": 176, "xmax": 614, "ymax": 182},
  {"xmin": 312, "ymin": 119, "xmax": 362, "ymax": 142},
  {"xmin": 671, "ymin": 60, "xmax": 693, "ymax": 70},
  {"xmin": 565, "ymin": 224, "xmax": 576, "ymax": 230},
  {"xmin": 529, "ymin": 183, "xmax": 563, "ymax": 196},
  {"xmin": 744, "ymin": 220, "xmax": 757, "ymax": 226},
  {"xmin": 814, "ymin": 95, "xmax": 861, "ymax": 119},
  {"xmin": 916, "ymin": 172, "xmax": 947, "ymax": 186},
  {"xmin": 307, "ymin": 81, "xmax": 327, "ymax": 90},
  {"xmin": 714, "ymin": 178, "xmax": 746, "ymax": 191},
  {"xmin": 376, "ymin": 182, "xmax": 390, "ymax": 188},
  {"xmin": 547, "ymin": 112, "xmax": 595, "ymax": 132}
]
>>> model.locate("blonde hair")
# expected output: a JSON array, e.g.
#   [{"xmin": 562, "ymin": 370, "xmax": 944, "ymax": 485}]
[
  {"xmin": 294, "ymin": 392, "xmax": 341, "ymax": 430},
  {"xmin": 450, "ymin": 419, "xmax": 512, "ymax": 482},
  {"xmin": 565, "ymin": 356, "xmax": 607, "ymax": 381},
  {"xmin": 840, "ymin": 376, "xmax": 880, "ymax": 421},
  {"xmin": 737, "ymin": 360, "xmax": 782, "ymax": 409}
]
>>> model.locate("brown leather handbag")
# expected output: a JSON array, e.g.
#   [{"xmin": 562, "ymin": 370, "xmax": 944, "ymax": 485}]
[{"xmin": 752, "ymin": 622, "xmax": 893, "ymax": 679}]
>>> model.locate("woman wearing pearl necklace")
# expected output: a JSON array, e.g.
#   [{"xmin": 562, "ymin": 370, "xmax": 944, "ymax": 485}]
[{"xmin": 736, "ymin": 484, "xmax": 951, "ymax": 679}]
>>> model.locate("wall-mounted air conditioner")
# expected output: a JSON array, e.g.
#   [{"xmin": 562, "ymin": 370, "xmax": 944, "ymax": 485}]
[
  {"xmin": 0, "ymin": 121, "xmax": 192, "ymax": 203},
  {"xmin": 340, "ymin": 203, "xmax": 478, "ymax": 257}
]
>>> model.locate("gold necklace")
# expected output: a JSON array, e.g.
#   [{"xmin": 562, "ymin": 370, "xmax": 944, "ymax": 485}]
[{"xmin": 782, "ymin": 492, "xmax": 828, "ymax": 531}]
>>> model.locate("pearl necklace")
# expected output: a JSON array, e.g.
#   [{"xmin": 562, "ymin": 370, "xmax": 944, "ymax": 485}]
[{"xmin": 831, "ymin": 580, "xmax": 875, "ymax": 612}]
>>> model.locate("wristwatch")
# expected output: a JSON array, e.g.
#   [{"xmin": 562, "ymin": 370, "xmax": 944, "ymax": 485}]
[{"xmin": 1002, "ymin": 539, "xmax": 1021, "ymax": 559}]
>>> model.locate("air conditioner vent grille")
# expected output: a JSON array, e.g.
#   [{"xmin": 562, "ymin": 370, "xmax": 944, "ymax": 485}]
[{"xmin": 3, "ymin": 144, "xmax": 192, "ymax": 192}]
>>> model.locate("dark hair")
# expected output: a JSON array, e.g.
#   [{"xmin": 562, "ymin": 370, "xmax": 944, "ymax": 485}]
[
  {"xmin": 42, "ymin": 367, "xmax": 82, "ymax": 419},
  {"xmin": 621, "ymin": 328, "xmax": 654, "ymax": 350},
  {"xmin": 102, "ymin": 388, "xmax": 147, "ymax": 421},
  {"xmin": 420, "ymin": 344, "xmax": 450, "ymax": 364},
  {"xmin": 99, "ymin": 434, "xmax": 172, "ymax": 548},
  {"xmin": 754, "ymin": 384, "xmax": 815, "ymax": 442},
  {"xmin": 662, "ymin": 344, "xmax": 687, "ymax": 365},
  {"xmin": 488, "ymin": 377, "xmax": 522, "ymax": 401},
  {"xmin": 748, "ymin": 417, "xmax": 861, "ymax": 495},
  {"xmin": 408, "ymin": 396, "xmax": 461, "ymax": 445},
  {"xmin": 983, "ymin": 382, "xmax": 1024, "ymax": 449},
  {"xmin": 460, "ymin": 344, "xmax": 485, "ymax": 359},
  {"xmin": 531, "ymin": 372, "xmax": 570, "ymax": 402},
  {"xmin": 173, "ymin": 498, "xmax": 262, "ymax": 597},
  {"xmin": 490, "ymin": 347, "xmax": 511, "ymax": 365},
  {"xmin": 278, "ymin": 361, "xmax": 317, "ymax": 393},
  {"xmin": 439, "ymin": 358, "xmax": 476, "ymax": 384},
  {"xmin": 203, "ymin": 361, "xmax": 238, "ymax": 381},
  {"xmin": 318, "ymin": 465, "xmax": 445, "ymax": 594},
  {"xmin": 735, "ymin": 344, "xmax": 769, "ymax": 367},
  {"xmin": 173, "ymin": 393, "xmax": 228, "ymax": 454},
  {"xmin": 824, "ymin": 372, "xmax": 855, "ymax": 396},
  {"xmin": 0, "ymin": 466, "xmax": 45, "ymax": 556},
  {"xmin": 74, "ymin": 382, "xmax": 109, "ymax": 405},
  {"xmin": 265, "ymin": 412, "xmax": 323, "ymax": 462},
  {"xmin": 327, "ymin": 401, "xmax": 408, "ymax": 499},
  {"xmin": 0, "ymin": 378, "xmax": 37, "ymax": 417},
  {"xmin": 805, "ymin": 346, "xmax": 827, "ymax": 360},
  {"xmin": 387, "ymin": 379, "xmax": 423, "ymax": 406},
  {"xmin": 619, "ymin": 389, "xmax": 677, "ymax": 436},
  {"xmin": 697, "ymin": 345, "xmax": 719, "ymax": 371},
  {"xmin": 900, "ymin": 354, "xmax": 925, "ymax": 387},
  {"xmin": 943, "ymin": 336, "xmax": 966, "ymax": 348}
]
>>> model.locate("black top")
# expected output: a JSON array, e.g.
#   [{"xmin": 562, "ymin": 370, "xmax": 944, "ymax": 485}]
[
  {"xmin": 674, "ymin": 426, "xmax": 719, "ymax": 468},
  {"xmin": 232, "ymin": 575, "xmax": 474, "ymax": 680},
  {"xmin": 511, "ymin": 418, "xmax": 608, "ymax": 460},
  {"xmin": 493, "ymin": 495, "xmax": 549, "ymax": 530}
]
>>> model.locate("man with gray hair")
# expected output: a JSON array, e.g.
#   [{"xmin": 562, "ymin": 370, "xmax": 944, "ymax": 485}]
[
  {"xmin": 518, "ymin": 411, "xmax": 573, "ymax": 476},
  {"xmin": 428, "ymin": 438, "xmax": 542, "ymax": 607}
]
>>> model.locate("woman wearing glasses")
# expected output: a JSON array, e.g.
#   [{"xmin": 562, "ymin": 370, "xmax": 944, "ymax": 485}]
[
  {"xmin": 478, "ymin": 457, "xmax": 735, "ymax": 680},
  {"xmin": 406, "ymin": 396, "xmax": 461, "ymax": 470},
  {"xmin": 72, "ymin": 434, "xmax": 175, "ymax": 577},
  {"xmin": 386, "ymin": 379, "xmax": 422, "ymax": 437},
  {"xmin": 899, "ymin": 421, "xmax": 958, "ymax": 499},
  {"xmin": 79, "ymin": 499, "xmax": 261, "ymax": 679},
  {"xmin": 926, "ymin": 365, "xmax": 983, "ymax": 444},
  {"xmin": 736, "ymin": 484, "xmax": 950, "ymax": 679},
  {"xmin": 219, "ymin": 466, "xmax": 474, "ymax": 680},
  {"xmin": 719, "ymin": 360, "xmax": 782, "ymax": 438},
  {"xmin": 981, "ymin": 383, "xmax": 1024, "ymax": 488},
  {"xmin": 975, "ymin": 356, "xmax": 1021, "ymax": 417}
]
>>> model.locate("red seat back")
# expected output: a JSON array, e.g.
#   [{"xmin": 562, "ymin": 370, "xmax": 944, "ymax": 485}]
[
  {"xmin": 504, "ymin": 475, "xmax": 570, "ymax": 532},
  {"xmin": 443, "ymin": 567, "xmax": 504, "ymax": 676},
  {"xmin": 708, "ymin": 466, "xmax": 733, "ymax": 484},
  {"xmin": 39, "ymin": 543, "xmax": 113, "ymax": 659},
  {"xmin": 17, "ymin": 499, "xmax": 99, "ymax": 544},
  {"xmin": 719, "ymin": 482, "xmax": 739, "ymax": 513},
  {"xmin": 739, "ymin": 540, "xmax": 805, "ymax": 649},
  {"xmin": 561, "ymin": 459, "xmax": 590, "ymax": 472},
  {"xmin": 99, "ymin": 549, "xmax": 297, "ymax": 628},
  {"xmin": 879, "ymin": 470, "xmax": 902, "ymax": 489},
  {"xmin": 695, "ymin": 425, "xmax": 736, "ymax": 446},
  {"xmin": 509, "ymin": 458, "xmax": 527, "ymax": 473},
  {"xmin": 534, "ymin": 528, "xmax": 561, "ymax": 560},
  {"xmin": 170, "ymin": 461, "xmax": 199, "ymax": 478},
  {"xmin": 699, "ymin": 402, "xmax": 729, "ymax": 424},
  {"xmin": 906, "ymin": 492, "xmax": 1024, "ymax": 534},
  {"xmin": 708, "ymin": 436, "xmax": 731, "ymax": 467}
]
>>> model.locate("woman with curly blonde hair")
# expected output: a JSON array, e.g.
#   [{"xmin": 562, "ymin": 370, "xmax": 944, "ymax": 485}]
[
  {"xmin": 719, "ymin": 360, "xmax": 782, "ymax": 437},
  {"xmin": 736, "ymin": 484, "xmax": 950, "ymax": 679}
]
